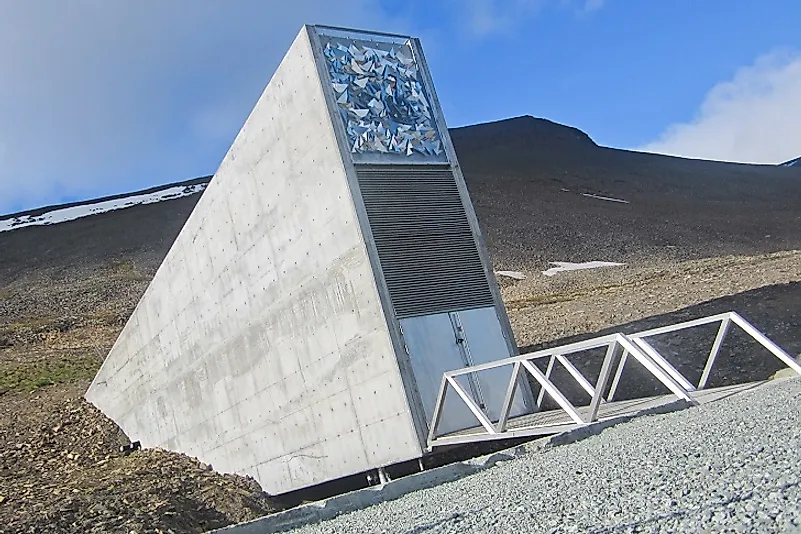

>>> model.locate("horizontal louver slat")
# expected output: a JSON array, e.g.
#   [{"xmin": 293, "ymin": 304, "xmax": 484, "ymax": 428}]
[{"xmin": 356, "ymin": 165, "xmax": 494, "ymax": 319}]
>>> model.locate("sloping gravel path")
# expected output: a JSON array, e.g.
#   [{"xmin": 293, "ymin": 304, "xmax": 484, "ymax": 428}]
[{"xmin": 287, "ymin": 378, "xmax": 801, "ymax": 534}]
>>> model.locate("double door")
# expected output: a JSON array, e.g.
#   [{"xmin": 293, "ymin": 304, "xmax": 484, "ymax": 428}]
[{"xmin": 400, "ymin": 306, "xmax": 530, "ymax": 436}]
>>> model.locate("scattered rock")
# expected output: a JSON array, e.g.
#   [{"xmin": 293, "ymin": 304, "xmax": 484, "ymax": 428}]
[{"xmin": 0, "ymin": 386, "xmax": 278, "ymax": 533}]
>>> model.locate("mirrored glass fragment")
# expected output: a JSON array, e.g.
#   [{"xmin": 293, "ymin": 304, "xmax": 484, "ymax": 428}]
[{"xmin": 321, "ymin": 36, "xmax": 444, "ymax": 159}]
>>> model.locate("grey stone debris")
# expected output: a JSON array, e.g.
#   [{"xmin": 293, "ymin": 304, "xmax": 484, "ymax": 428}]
[{"xmin": 282, "ymin": 378, "xmax": 801, "ymax": 533}]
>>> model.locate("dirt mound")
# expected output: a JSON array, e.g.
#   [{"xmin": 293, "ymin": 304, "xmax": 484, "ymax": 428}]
[{"xmin": 0, "ymin": 385, "xmax": 277, "ymax": 534}]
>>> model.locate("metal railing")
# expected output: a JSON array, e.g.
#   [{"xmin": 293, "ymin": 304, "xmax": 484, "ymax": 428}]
[{"xmin": 427, "ymin": 311, "xmax": 800, "ymax": 449}]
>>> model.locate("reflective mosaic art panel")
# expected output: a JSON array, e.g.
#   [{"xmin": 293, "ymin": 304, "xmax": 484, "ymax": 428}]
[{"xmin": 321, "ymin": 36, "xmax": 445, "ymax": 160}]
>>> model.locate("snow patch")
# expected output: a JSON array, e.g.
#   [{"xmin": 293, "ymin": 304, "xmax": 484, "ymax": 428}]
[
  {"xmin": 781, "ymin": 157, "xmax": 800, "ymax": 167},
  {"xmin": 581, "ymin": 193, "xmax": 629, "ymax": 204},
  {"xmin": 495, "ymin": 270, "xmax": 526, "ymax": 280},
  {"xmin": 542, "ymin": 261, "xmax": 625, "ymax": 277},
  {"xmin": 0, "ymin": 183, "xmax": 207, "ymax": 233}
]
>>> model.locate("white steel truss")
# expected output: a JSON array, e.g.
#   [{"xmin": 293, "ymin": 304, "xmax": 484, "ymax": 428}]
[{"xmin": 426, "ymin": 311, "xmax": 801, "ymax": 449}]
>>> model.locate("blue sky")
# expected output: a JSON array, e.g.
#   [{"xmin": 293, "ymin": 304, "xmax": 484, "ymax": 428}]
[{"xmin": 1, "ymin": 0, "xmax": 800, "ymax": 214}]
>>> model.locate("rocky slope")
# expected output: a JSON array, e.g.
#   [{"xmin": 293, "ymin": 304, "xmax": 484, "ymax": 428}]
[{"xmin": 0, "ymin": 385, "xmax": 276, "ymax": 534}]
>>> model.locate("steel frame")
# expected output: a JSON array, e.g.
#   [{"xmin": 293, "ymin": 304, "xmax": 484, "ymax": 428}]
[{"xmin": 427, "ymin": 311, "xmax": 800, "ymax": 449}]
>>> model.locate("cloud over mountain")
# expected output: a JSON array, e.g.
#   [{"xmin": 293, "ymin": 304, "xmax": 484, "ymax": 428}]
[{"xmin": 640, "ymin": 50, "xmax": 801, "ymax": 164}]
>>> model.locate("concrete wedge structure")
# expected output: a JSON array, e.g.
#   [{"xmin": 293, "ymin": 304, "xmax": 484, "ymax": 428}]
[{"xmin": 86, "ymin": 24, "xmax": 527, "ymax": 494}]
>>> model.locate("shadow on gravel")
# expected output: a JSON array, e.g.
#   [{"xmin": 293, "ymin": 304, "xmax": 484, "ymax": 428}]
[
  {"xmin": 518, "ymin": 282, "xmax": 801, "ymax": 404},
  {"xmin": 402, "ymin": 506, "xmax": 492, "ymax": 534}
]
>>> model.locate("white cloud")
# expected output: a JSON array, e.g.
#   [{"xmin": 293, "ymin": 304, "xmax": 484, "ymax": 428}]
[
  {"xmin": 581, "ymin": 0, "xmax": 605, "ymax": 13},
  {"xmin": 459, "ymin": 0, "xmax": 603, "ymax": 37},
  {"xmin": 0, "ymin": 1, "xmax": 389, "ymax": 214},
  {"xmin": 639, "ymin": 51, "xmax": 801, "ymax": 164},
  {"xmin": 460, "ymin": 0, "xmax": 541, "ymax": 37}
]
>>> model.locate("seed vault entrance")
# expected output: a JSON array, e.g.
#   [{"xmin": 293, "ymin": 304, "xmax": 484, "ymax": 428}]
[
  {"xmin": 313, "ymin": 27, "xmax": 532, "ymax": 440},
  {"xmin": 86, "ymin": 24, "xmax": 529, "ymax": 495},
  {"xmin": 401, "ymin": 308, "xmax": 529, "ymax": 435}
]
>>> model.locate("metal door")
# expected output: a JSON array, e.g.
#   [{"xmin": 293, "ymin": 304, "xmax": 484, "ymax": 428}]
[{"xmin": 400, "ymin": 306, "xmax": 528, "ymax": 435}]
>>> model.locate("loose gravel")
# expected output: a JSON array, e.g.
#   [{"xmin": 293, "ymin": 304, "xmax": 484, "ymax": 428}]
[{"xmin": 287, "ymin": 378, "xmax": 801, "ymax": 534}]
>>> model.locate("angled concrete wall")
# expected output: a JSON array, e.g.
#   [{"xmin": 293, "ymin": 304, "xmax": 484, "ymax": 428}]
[{"xmin": 86, "ymin": 26, "xmax": 421, "ymax": 494}]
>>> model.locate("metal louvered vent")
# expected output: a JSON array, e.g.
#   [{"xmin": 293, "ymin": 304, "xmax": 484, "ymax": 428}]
[{"xmin": 356, "ymin": 165, "xmax": 494, "ymax": 318}]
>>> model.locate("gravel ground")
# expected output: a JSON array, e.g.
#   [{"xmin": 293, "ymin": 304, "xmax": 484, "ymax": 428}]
[
  {"xmin": 499, "ymin": 250, "xmax": 801, "ymax": 351},
  {"xmin": 286, "ymin": 378, "xmax": 801, "ymax": 534}
]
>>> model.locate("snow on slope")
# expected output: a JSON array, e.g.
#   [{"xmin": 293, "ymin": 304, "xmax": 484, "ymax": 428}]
[
  {"xmin": 0, "ymin": 183, "xmax": 207, "ymax": 233},
  {"xmin": 542, "ymin": 261, "xmax": 625, "ymax": 276},
  {"xmin": 781, "ymin": 157, "xmax": 800, "ymax": 167}
]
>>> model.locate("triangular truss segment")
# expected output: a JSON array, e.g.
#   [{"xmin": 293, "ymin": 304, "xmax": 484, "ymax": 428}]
[{"xmin": 428, "ymin": 311, "xmax": 800, "ymax": 449}]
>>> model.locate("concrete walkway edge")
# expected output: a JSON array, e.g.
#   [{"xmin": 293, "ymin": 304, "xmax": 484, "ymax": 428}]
[{"xmin": 207, "ymin": 399, "xmax": 692, "ymax": 533}]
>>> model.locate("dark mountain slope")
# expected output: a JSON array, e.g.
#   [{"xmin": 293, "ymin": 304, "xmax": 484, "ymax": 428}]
[
  {"xmin": 451, "ymin": 116, "xmax": 801, "ymax": 269},
  {"xmin": 0, "ymin": 195, "xmax": 202, "ymax": 284}
]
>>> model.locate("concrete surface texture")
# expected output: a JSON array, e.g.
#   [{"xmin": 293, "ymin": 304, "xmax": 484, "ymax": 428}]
[
  {"xmin": 256, "ymin": 377, "xmax": 801, "ymax": 534},
  {"xmin": 84, "ymin": 26, "xmax": 421, "ymax": 494}
]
